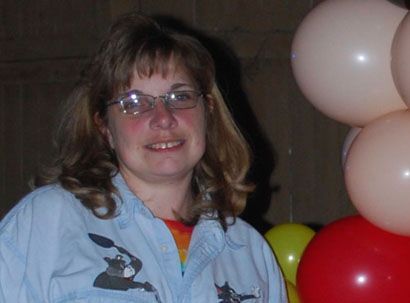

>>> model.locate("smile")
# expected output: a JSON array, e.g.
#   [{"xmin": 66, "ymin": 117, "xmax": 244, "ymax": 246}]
[{"xmin": 146, "ymin": 140, "xmax": 184, "ymax": 150}]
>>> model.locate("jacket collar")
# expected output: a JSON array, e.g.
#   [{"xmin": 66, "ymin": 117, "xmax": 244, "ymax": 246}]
[
  {"xmin": 112, "ymin": 173, "xmax": 246, "ymax": 250},
  {"xmin": 112, "ymin": 173, "xmax": 154, "ymax": 229}
]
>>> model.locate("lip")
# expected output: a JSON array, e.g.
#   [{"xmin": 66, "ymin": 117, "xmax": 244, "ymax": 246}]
[{"xmin": 145, "ymin": 139, "xmax": 185, "ymax": 151}]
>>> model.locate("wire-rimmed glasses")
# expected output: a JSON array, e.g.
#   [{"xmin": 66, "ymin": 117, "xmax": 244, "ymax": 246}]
[{"xmin": 106, "ymin": 90, "xmax": 204, "ymax": 115}]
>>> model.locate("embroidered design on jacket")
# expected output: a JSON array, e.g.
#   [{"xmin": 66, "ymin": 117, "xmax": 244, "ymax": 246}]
[
  {"xmin": 88, "ymin": 233, "xmax": 161, "ymax": 302},
  {"xmin": 215, "ymin": 282, "xmax": 261, "ymax": 302}
]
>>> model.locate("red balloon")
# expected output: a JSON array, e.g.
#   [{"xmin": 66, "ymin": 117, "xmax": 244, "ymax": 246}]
[{"xmin": 297, "ymin": 216, "xmax": 410, "ymax": 303}]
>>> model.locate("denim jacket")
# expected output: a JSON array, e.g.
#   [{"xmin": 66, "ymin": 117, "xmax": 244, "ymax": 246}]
[{"xmin": 0, "ymin": 174, "xmax": 287, "ymax": 303}]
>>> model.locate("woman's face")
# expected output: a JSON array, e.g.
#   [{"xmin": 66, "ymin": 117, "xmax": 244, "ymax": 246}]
[{"xmin": 104, "ymin": 69, "xmax": 207, "ymax": 185}]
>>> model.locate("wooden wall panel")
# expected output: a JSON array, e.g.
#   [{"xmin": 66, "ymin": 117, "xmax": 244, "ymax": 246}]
[
  {"xmin": 2, "ymin": 85, "xmax": 24, "ymax": 212},
  {"xmin": 288, "ymin": 85, "xmax": 356, "ymax": 226},
  {"xmin": 21, "ymin": 83, "xmax": 70, "ymax": 185},
  {"xmin": 0, "ymin": 86, "xmax": 5, "ymax": 216}
]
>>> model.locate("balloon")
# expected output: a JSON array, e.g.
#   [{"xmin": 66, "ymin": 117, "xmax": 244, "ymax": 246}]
[
  {"xmin": 345, "ymin": 110, "xmax": 410, "ymax": 235},
  {"xmin": 291, "ymin": 0, "xmax": 407, "ymax": 127},
  {"xmin": 341, "ymin": 127, "xmax": 362, "ymax": 169},
  {"xmin": 286, "ymin": 280, "xmax": 300, "ymax": 303},
  {"xmin": 392, "ymin": 12, "xmax": 410, "ymax": 106},
  {"xmin": 265, "ymin": 223, "xmax": 315, "ymax": 284},
  {"xmin": 297, "ymin": 216, "xmax": 410, "ymax": 303}
]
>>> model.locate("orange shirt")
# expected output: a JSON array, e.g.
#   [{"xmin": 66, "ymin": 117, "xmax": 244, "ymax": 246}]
[{"xmin": 163, "ymin": 219, "xmax": 194, "ymax": 274}]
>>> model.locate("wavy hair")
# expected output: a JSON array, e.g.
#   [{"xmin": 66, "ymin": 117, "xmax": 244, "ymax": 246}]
[{"xmin": 35, "ymin": 13, "xmax": 253, "ymax": 227}]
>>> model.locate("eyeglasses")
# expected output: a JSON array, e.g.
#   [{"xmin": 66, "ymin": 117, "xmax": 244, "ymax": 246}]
[{"xmin": 106, "ymin": 90, "xmax": 204, "ymax": 115}]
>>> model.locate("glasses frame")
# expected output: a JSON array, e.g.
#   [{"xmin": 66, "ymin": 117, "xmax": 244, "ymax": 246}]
[{"xmin": 106, "ymin": 90, "xmax": 204, "ymax": 115}]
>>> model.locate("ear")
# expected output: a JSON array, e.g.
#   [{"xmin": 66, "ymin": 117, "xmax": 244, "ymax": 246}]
[{"xmin": 94, "ymin": 112, "xmax": 115, "ymax": 149}]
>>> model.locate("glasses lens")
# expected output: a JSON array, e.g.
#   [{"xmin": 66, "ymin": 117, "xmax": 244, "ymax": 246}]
[
  {"xmin": 167, "ymin": 91, "xmax": 200, "ymax": 109},
  {"xmin": 121, "ymin": 94, "xmax": 154, "ymax": 114}
]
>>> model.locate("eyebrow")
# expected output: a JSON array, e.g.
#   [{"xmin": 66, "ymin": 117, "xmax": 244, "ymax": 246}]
[
  {"xmin": 128, "ymin": 89, "xmax": 143, "ymax": 94},
  {"xmin": 125, "ymin": 83, "xmax": 194, "ymax": 96},
  {"xmin": 169, "ymin": 82, "xmax": 193, "ymax": 90}
]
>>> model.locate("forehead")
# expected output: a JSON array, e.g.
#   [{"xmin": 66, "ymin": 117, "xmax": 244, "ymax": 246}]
[{"xmin": 129, "ymin": 65, "xmax": 195, "ymax": 92}]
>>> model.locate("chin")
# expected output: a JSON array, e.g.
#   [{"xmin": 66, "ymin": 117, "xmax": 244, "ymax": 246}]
[{"xmin": 149, "ymin": 163, "xmax": 195, "ymax": 180}]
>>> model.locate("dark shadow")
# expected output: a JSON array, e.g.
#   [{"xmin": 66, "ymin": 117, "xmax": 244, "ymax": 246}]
[
  {"xmin": 304, "ymin": 223, "xmax": 323, "ymax": 233},
  {"xmin": 153, "ymin": 16, "xmax": 278, "ymax": 234},
  {"xmin": 387, "ymin": 0, "xmax": 410, "ymax": 9}
]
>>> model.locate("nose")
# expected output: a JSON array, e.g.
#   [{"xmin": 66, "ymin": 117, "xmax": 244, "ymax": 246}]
[{"xmin": 149, "ymin": 99, "xmax": 178, "ymax": 130}]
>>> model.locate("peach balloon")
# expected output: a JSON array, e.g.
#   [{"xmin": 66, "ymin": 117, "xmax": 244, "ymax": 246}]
[
  {"xmin": 341, "ymin": 127, "xmax": 362, "ymax": 169},
  {"xmin": 392, "ymin": 12, "xmax": 410, "ymax": 106},
  {"xmin": 291, "ymin": 0, "xmax": 407, "ymax": 127},
  {"xmin": 345, "ymin": 110, "xmax": 410, "ymax": 235}
]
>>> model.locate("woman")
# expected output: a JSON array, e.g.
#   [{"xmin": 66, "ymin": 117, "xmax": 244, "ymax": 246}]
[{"xmin": 0, "ymin": 13, "xmax": 287, "ymax": 303}]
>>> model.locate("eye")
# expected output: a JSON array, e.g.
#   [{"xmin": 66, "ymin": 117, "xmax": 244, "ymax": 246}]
[
  {"xmin": 170, "ymin": 91, "xmax": 194, "ymax": 102},
  {"xmin": 122, "ymin": 99, "xmax": 141, "ymax": 111},
  {"xmin": 120, "ymin": 94, "xmax": 152, "ymax": 114}
]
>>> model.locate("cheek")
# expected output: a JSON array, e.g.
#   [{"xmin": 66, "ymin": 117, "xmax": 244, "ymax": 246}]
[
  {"xmin": 107, "ymin": 118, "xmax": 143, "ymax": 150},
  {"xmin": 189, "ymin": 114, "xmax": 207, "ymax": 149}
]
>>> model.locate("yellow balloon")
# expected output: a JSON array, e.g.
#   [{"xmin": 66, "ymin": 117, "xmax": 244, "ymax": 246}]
[
  {"xmin": 265, "ymin": 223, "xmax": 315, "ymax": 284},
  {"xmin": 286, "ymin": 280, "xmax": 301, "ymax": 303}
]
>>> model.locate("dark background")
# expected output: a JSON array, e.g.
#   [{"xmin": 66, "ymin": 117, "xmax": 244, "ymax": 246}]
[{"xmin": 0, "ymin": 0, "xmax": 357, "ymax": 233}]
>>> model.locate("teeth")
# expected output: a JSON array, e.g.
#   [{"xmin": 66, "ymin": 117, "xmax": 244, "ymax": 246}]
[{"xmin": 148, "ymin": 140, "xmax": 182, "ymax": 150}]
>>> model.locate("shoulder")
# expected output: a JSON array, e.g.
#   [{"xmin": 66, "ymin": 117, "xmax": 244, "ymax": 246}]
[
  {"xmin": 0, "ymin": 184, "xmax": 87, "ymax": 238},
  {"xmin": 225, "ymin": 217, "xmax": 267, "ymax": 246},
  {"xmin": 0, "ymin": 184, "xmax": 94, "ymax": 276},
  {"xmin": 224, "ymin": 217, "xmax": 278, "ymax": 269},
  {"xmin": 0, "ymin": 186, "xmax": 98, "ymax": 302}
]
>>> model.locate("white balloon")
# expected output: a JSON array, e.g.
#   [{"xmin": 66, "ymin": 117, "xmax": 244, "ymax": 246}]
[
  {"xmin": 392, "ymin": 12, "xmax": 410, "ymax": 106},
  {"xmin": 291, "ymin": 0, "xmax": 407, "ymax": 126},
  {"xmin": 345, "ymin": 110, "xmax": 410, "ymax": 235}
]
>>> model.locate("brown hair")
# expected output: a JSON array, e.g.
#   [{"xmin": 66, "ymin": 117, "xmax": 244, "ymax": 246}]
[{"xmin": 35, "ymin": 13, "xmax": 253, "ymax": 227}]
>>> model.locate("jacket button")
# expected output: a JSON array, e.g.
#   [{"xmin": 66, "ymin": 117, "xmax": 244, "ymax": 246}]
[{"xmin": 160, "ymin": 244, "xmax": 168, "ymax": 253}]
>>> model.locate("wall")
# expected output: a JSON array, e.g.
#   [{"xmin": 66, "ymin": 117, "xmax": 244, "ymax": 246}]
[{"xmin": 0, "ymin": 0, "xmax": 356, "ymax": 231}]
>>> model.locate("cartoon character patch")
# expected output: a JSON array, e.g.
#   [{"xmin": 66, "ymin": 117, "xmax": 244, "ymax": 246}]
[
  {"xmin": 215, "ymin": 282, "xmax": 261, "ymax": 302},
  {"xmin": 88, "ymin": 233, "xmax": 161, "ymax": 302}
]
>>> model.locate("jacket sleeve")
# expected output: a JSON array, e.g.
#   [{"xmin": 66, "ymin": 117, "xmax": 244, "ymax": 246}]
[
  {"xmin": 262, "ymin": 239, "xmax": 289, "ymax": 303},
  {"xmin": 0, "ymin": 203, "xmax": 40, "ymax": 303}
]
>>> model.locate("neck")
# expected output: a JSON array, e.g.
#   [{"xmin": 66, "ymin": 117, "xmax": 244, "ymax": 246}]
[{"xmin": 121, "ymin": 171, "xmax": 194, "ymax": 220}]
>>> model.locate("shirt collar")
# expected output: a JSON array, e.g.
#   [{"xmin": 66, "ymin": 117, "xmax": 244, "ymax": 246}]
[
  {"xmin": 112, "ymin": 173, "xmax": 246, "ymax": 250},
  {"xmin": 112, "ymin": 173, "xmax": 154, "ymax": 229}
]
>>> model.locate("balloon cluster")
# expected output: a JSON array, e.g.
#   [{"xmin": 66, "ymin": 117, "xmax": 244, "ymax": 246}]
[{"xmin": 266, "ymin": 0, "xmax": 410, "ymax": 302}]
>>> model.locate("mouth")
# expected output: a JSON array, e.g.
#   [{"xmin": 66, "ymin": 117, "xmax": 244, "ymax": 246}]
[{"xmin": 145, "ymin": 140, "xmax": 185, "ymax": 151}]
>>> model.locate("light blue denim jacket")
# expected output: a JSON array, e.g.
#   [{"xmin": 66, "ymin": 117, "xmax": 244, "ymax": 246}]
[{"xmin": 0, "ymin": 174, "xmax": 287, "ymax": 303}]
